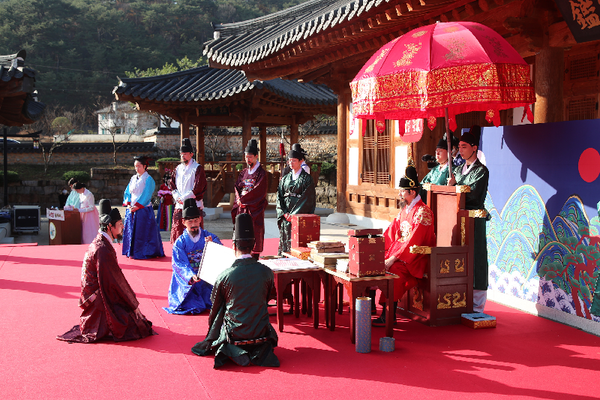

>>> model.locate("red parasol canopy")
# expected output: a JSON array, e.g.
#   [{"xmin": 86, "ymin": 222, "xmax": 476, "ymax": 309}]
[{"xmin": 350, "ymin": 21, "xmax": 535, "ymax": 133}]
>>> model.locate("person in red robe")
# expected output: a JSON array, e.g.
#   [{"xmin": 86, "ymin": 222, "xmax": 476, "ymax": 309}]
[
  {"xmin": 373, "ymin": 166, "xmax": 436, "ymax": 327},
  {"xmin": 57, "ymin": 199, "xmax": 154, "ymax": 343},
  {"xmin": 157, "ymin": 170, "xmax": 175, "ymax": 231},
  {"xmin": 168, "ymin": 138, "xmax": 208, "ymax": 243},
  {"xmin": 231, "ymin": 139, "xmax": 268, "ymax": 258}
]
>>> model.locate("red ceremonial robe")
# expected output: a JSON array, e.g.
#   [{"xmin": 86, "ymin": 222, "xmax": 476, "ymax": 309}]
[
  {"xmin": 383, "ymin": 197, "xmax": 436, "ymax": 301},
  {"xmin": 231, "ymin": 164, "xmax": 268, "ymax": 253},
  {"xmin": 57, "ymin": 232, "xmax": 153, "ymax": 343}
]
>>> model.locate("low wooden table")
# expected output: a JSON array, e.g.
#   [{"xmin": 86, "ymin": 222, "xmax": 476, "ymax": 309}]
[
  {"xmin": 323, "ymin": 268, "xmax": 396, "ymax": 343},
  {"xmin": 273, "ymin": 267, "xmax": 324, "ymax": 332}
]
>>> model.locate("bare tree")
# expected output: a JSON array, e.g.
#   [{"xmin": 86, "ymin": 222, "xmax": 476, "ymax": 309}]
[
  {"xmin": 26, "ymin": 104, "xmax": 74, "ymax": 174},
  {"xmin": 97, "ymin": 102, "xmax": 158, "ymax": 164},
  {"xmin": 204, "ymin": 126, "xmax": 228, "ymax": 162}
]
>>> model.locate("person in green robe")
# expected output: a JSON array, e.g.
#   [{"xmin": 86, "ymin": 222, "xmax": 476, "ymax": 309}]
[
  {"xmin": 191, "ymin": 213, "xmax": 279, "ymax": 368},
  {"xmin": 420, "ymin": 135, "xmax": 456, "ymax": 201},
  {"xmin": 276, "ymin": 144, "xmax": 316, "ymax": 256},
  {"xmin": 448, "ymin": 125, "xmax": 490, "ymax": 313}
]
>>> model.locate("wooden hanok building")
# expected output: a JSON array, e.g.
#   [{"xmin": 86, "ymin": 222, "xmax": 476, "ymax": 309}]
[
  {"xmin": 114, "ymin": 66, "xmax": 337, "ymax": 165},
  {"xmin": 0, "ymin": 50, "xmax": 45, "ymax": 127},
  {"xmin": 202, "ymin": 0, "xmax": 599, "ymax": 222}
]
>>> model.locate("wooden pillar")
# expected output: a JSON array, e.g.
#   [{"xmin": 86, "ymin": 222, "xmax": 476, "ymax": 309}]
[
  {"xmin": 534, "ymin": 46, "xmax": 564, "ymax": 123},
  {"xmin": 259, "ymin": 125, "xmax": 267, "ymax": 163},
  {"xmin": 242, "ymin": 110, "xmax": 252, "ymax": 159},
  {"xmin": 336, "ymin": 89, "xmax": 349, "ymax": 213},
  {"xmin": 196, "ymin": 124, "xmax": 205, "ymax": 165},
  {"xmin": 180, "ymin": 113, "xmax": 190, "ymax": 143},
  {"xmin": 290, "ymin": 116, "xmax": 299, "ymax": 145}
]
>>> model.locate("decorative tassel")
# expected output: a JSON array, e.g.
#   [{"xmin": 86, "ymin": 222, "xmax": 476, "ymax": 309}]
[{"xmin": 427, "ymin": 115, "xmax": 437, "ymax": 130}]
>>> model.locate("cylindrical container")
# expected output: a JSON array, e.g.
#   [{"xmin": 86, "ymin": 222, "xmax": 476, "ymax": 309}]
[
  {"xmin": 355, "ymin": 296, "xmax": 371, "ymax": 353},
  {"xmin": 379, "ymin": 336, "xmax": 395, "ymax": 352}
]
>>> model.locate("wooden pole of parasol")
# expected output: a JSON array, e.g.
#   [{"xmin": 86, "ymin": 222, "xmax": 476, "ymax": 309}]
[{"xmin": 444, "ymin": 108, "xmax": 454, "ymax": 181}]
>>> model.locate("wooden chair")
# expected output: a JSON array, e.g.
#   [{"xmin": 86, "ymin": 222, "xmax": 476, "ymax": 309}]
[{"xmin": 397, "ymin": 184, "xmax": 478, "ymax": 326}]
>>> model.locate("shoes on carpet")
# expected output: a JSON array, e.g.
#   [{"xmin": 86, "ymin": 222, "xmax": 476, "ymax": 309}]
[{"xmin": 372, "ymin": 315, "xmax": 397, "ymax": 327}]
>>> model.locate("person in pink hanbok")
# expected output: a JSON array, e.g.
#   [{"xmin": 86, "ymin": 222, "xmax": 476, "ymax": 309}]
[{"xmin": 74, "ymin": 182, "xmax": 99, "ymax": 244}]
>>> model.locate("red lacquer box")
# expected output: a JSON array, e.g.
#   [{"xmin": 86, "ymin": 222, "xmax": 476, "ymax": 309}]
[
  {"xmin": 348, "ymin": 228, "xmax": 385, "ymax": 277},
  {"xmin": 291, "ymin": 214, "xmax": 320, "ymax": 248}
]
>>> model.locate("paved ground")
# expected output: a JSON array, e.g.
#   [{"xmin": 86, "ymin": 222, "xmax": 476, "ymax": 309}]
[{"xmin": 10, "ymin": 204, "xmax": 362, "ymax": 247}]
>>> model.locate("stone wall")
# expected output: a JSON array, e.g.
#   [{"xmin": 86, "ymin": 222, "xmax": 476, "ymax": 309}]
[
  {"xmin": 1, "ymin": 142, "xmax": 157, "ymax": 166},
  {"xmin": 267, "ymin": 179, "xmax": 337, "ymax": 210},
  {"xmin": 0, "ymin": 168, "xmax": 161, "ymax": 212}
]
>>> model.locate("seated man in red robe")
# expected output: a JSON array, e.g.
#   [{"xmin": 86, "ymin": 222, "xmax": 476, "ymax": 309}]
[
  {"xmin": 57, "ymin": 199, "xmax": 154, "ymax": 343},
  {"xmin": 373, "ymin": 166, "xmax": 436, "ymax": 327}
]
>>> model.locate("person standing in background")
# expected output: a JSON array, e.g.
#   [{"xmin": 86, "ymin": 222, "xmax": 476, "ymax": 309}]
[
  {"xmin": 74, "ymin": 182, "xmax": 99, "ymax": 244},
  {"xmin": 122, "ymin": 156, "xmax": 164, "ymax": 259}
]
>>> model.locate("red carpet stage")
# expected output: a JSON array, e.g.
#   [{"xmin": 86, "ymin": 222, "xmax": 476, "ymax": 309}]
[{"xmin": 1, "ymin": 239, "xmax": 599, "ymax": 400}]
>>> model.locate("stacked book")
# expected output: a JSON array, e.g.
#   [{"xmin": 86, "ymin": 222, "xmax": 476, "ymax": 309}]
[{"xmin": 307, "ymin": 240, "xmax": 348, "ymax": 268}]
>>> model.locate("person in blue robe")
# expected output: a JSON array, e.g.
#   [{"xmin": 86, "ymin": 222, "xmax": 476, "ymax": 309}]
[
  {"xmin": 164, "ymin": 198, "xmax": 222, "ymax": 315},
  {"xmin": 122, "ymin": 156, "xmax": 165, "ymax": 259}
]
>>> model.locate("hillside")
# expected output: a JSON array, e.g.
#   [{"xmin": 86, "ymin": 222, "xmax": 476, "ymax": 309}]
[{"xmin": 0, "ymin": 0, "xmax": 306, "ymax": 112}]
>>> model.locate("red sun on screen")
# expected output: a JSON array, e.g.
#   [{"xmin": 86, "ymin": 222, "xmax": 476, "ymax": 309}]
[{"xmin": 578, "ymin": 148, "xmax": 600, "ymax": 183}]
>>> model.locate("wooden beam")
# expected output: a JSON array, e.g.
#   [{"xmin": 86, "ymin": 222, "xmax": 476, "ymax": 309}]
[{"xmin": 549, "ymin": 21, "xmax": 577, "ymax": 47}]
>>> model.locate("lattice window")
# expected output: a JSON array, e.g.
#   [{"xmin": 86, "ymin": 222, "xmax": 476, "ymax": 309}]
[
  {"xmin": 362, "ymin": 120, "xmax": 391, "ymax": 185},
  {"xmin": 567, "ymin": 96, "xmax": 598, "ymax": 120},
  {"xmin": 568, "ymin": 54, "xmax": 598, "ymax": 81}
]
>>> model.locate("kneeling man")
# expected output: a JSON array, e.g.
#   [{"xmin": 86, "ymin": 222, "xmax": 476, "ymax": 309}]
[
  {"xmin": 192, "ymin": 213, "xmax": 279, "ymax": 369},
  {"xmin": 57, "ymin": 199, "xmax": 154, "ymax": 343},
  {"xmin": 164, "ymin": 198, "xmax": 222, "ymax": 314}
]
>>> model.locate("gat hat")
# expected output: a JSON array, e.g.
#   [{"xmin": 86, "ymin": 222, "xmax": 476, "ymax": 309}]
[
  {"xmin": 288, "ymin": 143, "xmax": 306, "ymax": 160},
  {"xmin": 233, "ymin": 213, "xmax": 255, "ymax": 242},
  {"xmin": 67, "ymin": 177, "xmax": 78, "ymax": 186},
  {"xmin": 437, "ymin": 133, "xmax": 459, "ymax": 149},
  {"xmin": 99, "ymin": 199, "xmax": 122, "ymax": 225},
  {"xmin": 182, "ymin": 198, "xmax": 200, "ymax": 220},
  {"xmin": 399, "ymin": 166, "xmax": 420, "ymax": 189},
  {"xmin": 244, "ymin": 139, "xmax": 259, "ymax": 155},
  {"xmin": 180, "ymin": 138, "xmax": 193, "ymax": 153},
  {"xmin": 73, "ymin": 182, "xmax": 85, "ymax": 190},
  {"xmin": 460, "ymin": 125, "xmax": 481, "ymax": 147}
]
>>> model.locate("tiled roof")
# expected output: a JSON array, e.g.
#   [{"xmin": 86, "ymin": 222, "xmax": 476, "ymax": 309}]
[
  {"xmin": 203, "ymin": 0, "xmax": 397, "ymax": 67},
  {"xmin": 0, "ymin": 50, "xmax": 45, "ymax": 126},
  {"xmin": 114, "ymin": 66, "xmax": 336, "ymax": 106},
  {"xmin": 0, "ymin": 142, "xmax": 156, "ymax": 154}
]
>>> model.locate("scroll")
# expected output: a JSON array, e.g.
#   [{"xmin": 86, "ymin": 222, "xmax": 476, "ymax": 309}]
[{"xmin": 197, "ymin": 241, "xmax": 237, "ymax": 286}]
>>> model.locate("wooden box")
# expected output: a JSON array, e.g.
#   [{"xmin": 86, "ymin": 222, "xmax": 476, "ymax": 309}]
[
  {"xmin": 310, "ymin": 251, "xmax": 349, "ymax": 267},
  {"xmin": 291, "ymin": 214, "xmax": 320, "ymax": 248},
  {"xmin": 348, "ymin": 234, "xmax": 385, "ymax": 277},
  {"xmin": 290, "ymin": 247, "xmax": 311, "ymax": 260},
  {"xmin": 461, "ymin": 313, "xmax": 496, "ymax": 329}
]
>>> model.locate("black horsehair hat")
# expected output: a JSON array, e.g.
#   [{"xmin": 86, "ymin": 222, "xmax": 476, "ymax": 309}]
[
  {"xmin": 436, "ymin": 133, "xmax": 459, "ymax": 149},
  {"xmin": 245, "ymin": 139, "xmax": 259, "ymax": 155},
  {"xmin": 459, "ymin": 125, "xmax": 481, "ymax": 147},
  {"xmin": 99, "ymin": 199, "xmax": 122, "ymax": 225},
  {"xmin": 180, "ymin": 138, "xmax": 193, "ymax": 153},
  {"xmin": 399, "ymin": 166, "xmax": 420, "ymax": 190},
  {"xmin": 288, "ymin": 143, "xmax": 306, "ymax": 160},
  {"xmin": 233, "ymin": 213, "xmax": 255, "ymax": 242},
  {"xmin": 182, "ymin": 198, "xmax": 201, "ymax": 220}
]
